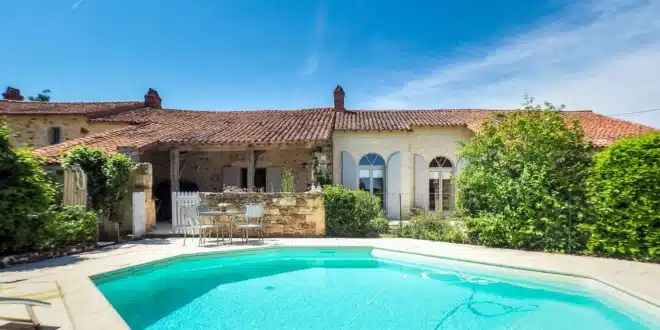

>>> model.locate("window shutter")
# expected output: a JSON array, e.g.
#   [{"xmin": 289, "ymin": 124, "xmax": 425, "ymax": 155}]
[
  {"xmin": 341, "ymin": 151, "xmax": 357, "ymax": 189},
  {"xmin": 456, "ymin": 158, "xmax": 468, "ymax": 175},
  {"xmin": 386, "ymin": 152, "xmax": 401, "ymax": 220},
  {"xmin": 266, "ymin": 167, "xmax": 282, "ymax": 192},
  {"xmin": 414, "ymin": 154, "xmax": 428, "ymax": 210}
]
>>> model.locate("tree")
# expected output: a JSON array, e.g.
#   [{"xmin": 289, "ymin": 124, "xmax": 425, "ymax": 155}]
[
  {"xmin": 28, "ymin": 89, "xmax": 51, "ymax": 102},
  {"xmin": 62, "ymin": 145, "xmax": 136, "ymax": 242},
  {"xmin": 0, "ymin": 124, "xmax": 56, "ymax": 253},
  {"xmin": 455, "ymin": 97, "xmax": 593, "ymax": 252},
  {"xmin": 583, "ymin": 132, "xmax": 660, "ymax": 261}
]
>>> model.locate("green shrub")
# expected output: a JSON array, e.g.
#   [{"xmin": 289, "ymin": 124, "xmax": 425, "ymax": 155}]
[
  {"xmin": 370, "ymin": 217, "xmax": 390, "ymax": 235},
  {"xmin": 398, "ymin": 212, "xmax": 467, "ymax": 243},
  {"xmin": 281, "ymin": 168, "xmax": 295, "ymax": 192},
  {"xmin": 323, "ymin": 185, "xmax": 381, "ymax": 237},
  {"xmin": 0, "ymin": 124, "xmax": 56, "ymax": 254},
  {"xmin": 62, "ymin": 146, "xmax": 136, "ymax": 242},
  {"xmin": 41, "ymin": 205, "xmax": 98, "ymax": 249},
  {"xmin": 583, "ymin": 132, "xmax": 660, "ymax": 261},
  {"xmin": 456, "ymin": 99, "xmax": 592, "ymax": 252},
  {"xmin": 464, "ymin": 214, "xmax": 508, "ymax": 247}
]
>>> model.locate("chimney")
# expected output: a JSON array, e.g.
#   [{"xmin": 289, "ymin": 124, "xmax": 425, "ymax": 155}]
[
  {"xmin": 144, "ymin": 88, "xmax": 162, "ymax": 108},
  {"xmin": 2, "ymin": 86, "xmax": 24, "ymax": 101},
  {"xmin": 333, "ymin": 84, "xmax": 345, "ymax": 112}
]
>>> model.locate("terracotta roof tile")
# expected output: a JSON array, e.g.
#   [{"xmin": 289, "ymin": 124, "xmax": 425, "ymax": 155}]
[
  {"xmin": 33, "ymin": 106, "xmax": 656, "ymax": 164},
  {"xmin": 334, "ymin": 109, "xmax": 656, "ymax": 146},
  {"xmin": 0, "ymin": 100, "xmax": 143, "ymax": 117},
  {"xmin": 33, "ymin": 123, "xmax": 164, "ymax": 164},
  {"xmin": 562, "ymin": 111, "xmax": 656, "ymax": 146},
  {"xmin": 34, "ymin": 109, "xmax": 335, "ymax": 163},
  {"xmin": 94, "ymin": 108, "xmax": 336, "ymax": 143}
]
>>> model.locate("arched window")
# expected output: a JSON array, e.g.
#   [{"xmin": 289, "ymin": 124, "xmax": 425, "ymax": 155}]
[
  {"xmin": 358, "ymin": 153, "xmax": 385, "ymax": 207},
  {"xmin": 429, "ymin": 156, "xmax": 452, "ymax": 168},
  {"xmin": 429, "ymin": 156, "xmax": 454, "ymax": 212},
  {"xmin": 48, "ymin": 127, "xmax": 61, "ymax": 145}
]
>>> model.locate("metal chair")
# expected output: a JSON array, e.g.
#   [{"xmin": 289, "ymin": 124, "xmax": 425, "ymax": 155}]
[
  {"xmin": 234, "ymin": 203, "xmax": 265, "ymax": 244},
  {"xmin": 197, "ymin": 204, "xmax": 223, "ymax": 244},
  {"xmin": 181, "ymin": 205, "xmax": 215, "ymax": 246},
  {"xmin": 0, "ymin": 296, "xmax": 51, "ymax": 328}
]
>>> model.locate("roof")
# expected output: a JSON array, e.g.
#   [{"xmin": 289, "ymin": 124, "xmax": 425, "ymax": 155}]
[
  {"xmin": 562, "ymin": 111, "xmax": 655, "ymax": 146},
  {"xmin": 0, "ymin": 100, "xmax": 143, "ymax": 117},
  {"xmin": 33, "ymin": 108, "xmax": 336, "ymax": 164},
  {"xmin": 30, "ymin": 105, "xmax": 656, "ymax": 164},
  {"xmin": 335, "ymin": 109, "xmax": 656, "ymax": 146},
  {"xmin": 34, "ymin": 124, "xmax": 163, "ymax": 164},
  {"xmin": 334, "ymin": 109, "xmax": 492, "ymax": 132}
]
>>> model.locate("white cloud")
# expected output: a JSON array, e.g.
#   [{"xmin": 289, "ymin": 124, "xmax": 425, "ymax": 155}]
[
  {"xmin": 71, "ymin": 0, "xmax": 84, "ymax": 10},
  {"xmin": 362, "ymin": 0, "xmax": 660, "ymax": 127},
  {"xmin": 302, "ymin": 55, "xmax": 319, "ymax": 77},
  {"xmin": 300, "ymin": 1, "xmax": 327, "ymax": 77}
]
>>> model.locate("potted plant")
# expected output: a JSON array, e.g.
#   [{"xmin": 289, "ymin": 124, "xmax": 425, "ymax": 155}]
[{"xmin": 217, "ymin": 203, "xmax": 231, "ymax": 212}]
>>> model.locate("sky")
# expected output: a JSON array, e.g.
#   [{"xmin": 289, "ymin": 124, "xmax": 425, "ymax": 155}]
[{"xmin": 2, "ymin": 0, "xmax": 659, "ymax": 127}]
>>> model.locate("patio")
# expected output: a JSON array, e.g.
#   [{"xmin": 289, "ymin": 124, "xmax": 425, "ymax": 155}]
[
  {"xmin": 1, "ymin": 238, "xmax": 660, "ymax": 330},
  {"xmin": 137, "ymin": 143, "xmax": 332, "ymax": 234}
]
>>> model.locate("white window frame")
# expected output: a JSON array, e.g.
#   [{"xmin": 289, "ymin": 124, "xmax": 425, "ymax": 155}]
[
  {"xmin": 429, "ymin": 157, "xmax": 454, "ymax": 213},
  {"xmin": 358, "ymin": 153, "xmax": 386, "ymax": 208}
]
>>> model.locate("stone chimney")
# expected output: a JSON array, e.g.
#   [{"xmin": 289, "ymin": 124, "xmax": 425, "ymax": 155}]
[
  {"xmin": 2, "ymin": 86, "xmax": 24, "ymax": 101},
  {"xmin": 333, "ymin": 84, "xmax": 345, "ymax": 112},
  {"xmin": 144, "ymin": 88, "xmax": 162, "ymax": 108}
]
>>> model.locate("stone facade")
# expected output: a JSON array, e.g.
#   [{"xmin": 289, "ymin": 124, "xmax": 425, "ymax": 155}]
[
  {"xmin": 141, "ymin": 147, "xmax": 333, "ymax": 193},
  {"xmin": 201, "ymin": 192, "xmax": 325, "ymax": 237},
  {"xmin": 3, "ymin": 115, "xmax": 128, "ymax": 148}
]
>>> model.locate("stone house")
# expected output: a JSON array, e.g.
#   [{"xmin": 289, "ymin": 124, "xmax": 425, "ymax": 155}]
[{"xmin": 1, "ymin": 85, "xmax": 655, "ymax": 220}]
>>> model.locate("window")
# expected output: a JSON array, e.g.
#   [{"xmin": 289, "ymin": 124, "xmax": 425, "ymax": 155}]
[
  {"xmin": 358, "ymin": 153, "xmax": 385, "ymax": 207},
  {"xmin": 254, "ymin": 168, "xmax": 266, "ymax": 191},
  {"xmin": 358, "ymin": 153, "xmax": 386, "ymax": 166},
  {"xmin": 239, "ymin": 168, "xmax": 267, "ymax": 191},
  {"xmin": 48, "ymin": 127, "xmax": 61, "ymax": 145},
  {"xmin": 429, "ymin": 156, "xmax": 454, "ymax": 212}
]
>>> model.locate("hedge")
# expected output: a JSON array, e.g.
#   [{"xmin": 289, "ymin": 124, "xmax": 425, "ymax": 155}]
[{"xmin": 583, "ymin": 132, "xmax": 660, "ymax": 261}]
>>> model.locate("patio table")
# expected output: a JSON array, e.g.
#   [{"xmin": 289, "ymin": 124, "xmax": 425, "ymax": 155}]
[{"xmin": 205, "ymin": 209, "xmax": 243, "ymax": 245}]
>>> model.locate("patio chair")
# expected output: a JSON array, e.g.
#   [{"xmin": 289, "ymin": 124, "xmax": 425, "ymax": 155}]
[
  {"xmin": 234, "ymin": 203, "xmax": 265, "ymax": 244},
  {"xmin": 0, "ymin": 296, "xmax": 51, "ymax": 328},
  {"xmin": 181, "ymin": 205, "xmax": 215, "ymax": 246}
]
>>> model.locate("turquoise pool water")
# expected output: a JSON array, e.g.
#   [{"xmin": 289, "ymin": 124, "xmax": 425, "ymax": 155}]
[{"xmin": 93, "ymin": 247, "xmax": 658, "ymax": 330}]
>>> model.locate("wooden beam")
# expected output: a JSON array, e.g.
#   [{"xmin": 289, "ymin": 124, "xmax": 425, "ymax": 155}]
[
  {"xmin": 153, "ymin": 142, "xmax": 327, "ymax": 152},
  {"xmin": 247, "ymin": 148, "xmax": 255, "ymax": 192},
  {"xmin": 169, "ymin": 147, "xmax": 180, "ymax": 192}
]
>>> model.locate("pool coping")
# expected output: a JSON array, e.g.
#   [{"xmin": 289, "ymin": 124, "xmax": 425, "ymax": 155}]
[{"xmin": 3, "ymin": 239, "xmax": 660, "ymax": 329}]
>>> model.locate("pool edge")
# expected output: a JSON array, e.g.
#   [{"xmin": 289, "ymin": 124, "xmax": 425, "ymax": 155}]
[{"xmin": 81, "ymin": 242, "xmax": 660, "ymax": 329}]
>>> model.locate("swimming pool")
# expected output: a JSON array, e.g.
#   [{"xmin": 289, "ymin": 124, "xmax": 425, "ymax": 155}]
[{"xmin": 93, "ymin": 247, "xmax": 660, "ymax": 329}]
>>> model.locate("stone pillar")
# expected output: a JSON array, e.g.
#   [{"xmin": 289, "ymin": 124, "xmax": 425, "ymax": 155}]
[
  {"xmin": 169, "ymin": 147, "xmax": 180, "ymax": 192},
  {"xmin": 247, "ymin": 148, "xmax": 255, "ymax": 191}
]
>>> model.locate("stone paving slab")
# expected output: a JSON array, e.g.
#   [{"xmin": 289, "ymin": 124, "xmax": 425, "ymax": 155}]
[{"xmin": 0, "ymin": 238, "xmax": 659, "ymax": 329}]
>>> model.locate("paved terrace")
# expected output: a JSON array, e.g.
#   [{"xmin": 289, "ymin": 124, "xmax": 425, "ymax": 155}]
[{"xmin": 1, "ymin": 238, "xmax": 660, "ymax": 329}]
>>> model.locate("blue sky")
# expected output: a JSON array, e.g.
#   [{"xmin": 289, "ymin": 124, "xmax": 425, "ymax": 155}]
[{"xmin": 2, "ymin": 0, "xmax": 659, "ymax": 126}]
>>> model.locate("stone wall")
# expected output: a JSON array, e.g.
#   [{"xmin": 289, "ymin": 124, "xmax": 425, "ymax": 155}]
[
  {"xmin": 201, "ymin": 192, "xmax": 325, "ymax": 237},
  {"xmin": 100, "ymin": 163, "xmax": 155, "ymax": 238},
  {"xmin": 3, "ymin": 115, "xmax": 128, "ymax": 148}
]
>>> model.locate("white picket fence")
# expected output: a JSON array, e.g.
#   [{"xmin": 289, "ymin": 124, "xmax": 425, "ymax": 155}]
[
  {"xmin": 171, "ymin": 191, "xmax": 200, "ymax": 234},
  {"xmin": 132, "ymin": 192, "xmax": 146, "ymax": 238}
]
